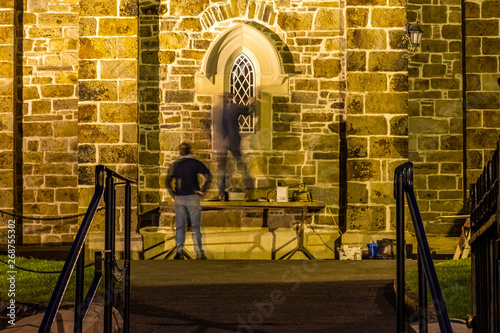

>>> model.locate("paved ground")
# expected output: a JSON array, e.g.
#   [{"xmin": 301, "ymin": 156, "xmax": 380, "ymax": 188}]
[{"xmin": 129, "ymin": 260, "xmax": 400, "ymax": 332}]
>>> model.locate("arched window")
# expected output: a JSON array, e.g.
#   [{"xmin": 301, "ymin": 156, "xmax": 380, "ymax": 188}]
[{"xmin": 230, "ymin": 54, "xmax": 255, "ymax": 133}]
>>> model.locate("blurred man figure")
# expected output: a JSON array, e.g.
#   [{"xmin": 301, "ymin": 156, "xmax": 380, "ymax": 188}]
[
  {"xmin": 217, "ymin": 93, "xmax": 255, "ymax": 200},
  {"xmin": 166, "ymin": 142, "xmax": 212, "ymax": 259}
]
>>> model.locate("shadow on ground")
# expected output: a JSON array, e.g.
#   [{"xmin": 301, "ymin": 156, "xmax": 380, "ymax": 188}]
[{"xmin": 129, "ymin": 261, "xmax": 397, "ymax": 332}]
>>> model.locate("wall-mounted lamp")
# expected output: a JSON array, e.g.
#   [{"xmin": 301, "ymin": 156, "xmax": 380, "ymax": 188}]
[{"xmin": 404, "ymin": 22, "xmax": 423, "ymax": 50}]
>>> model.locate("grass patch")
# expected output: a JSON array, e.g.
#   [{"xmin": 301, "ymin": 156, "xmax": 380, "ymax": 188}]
[
  {"xmin": 406, "ymin": 258, "xmax": 472, "ymax": 320},
  {"xmin": 0, "ymin": 255, "xmax": 100, "ymax": 303}
]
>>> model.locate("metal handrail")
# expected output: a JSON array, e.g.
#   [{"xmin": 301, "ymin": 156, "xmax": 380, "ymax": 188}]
[
  {"xmin": 39, "ymin": 165, "xmax": 136, "ymax": 333},
  {"xmin": 394, "ymin": 162, "xmax": 453, "ymax": 333}
]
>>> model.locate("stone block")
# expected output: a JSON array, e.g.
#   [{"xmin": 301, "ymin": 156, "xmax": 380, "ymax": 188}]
[
  {"xmin": 370, "ymin": 137, "xmax": 408, "ymax": 158},
  {"xmin": 118, "ymin": 80, "xmax": 137, "ymax": 102},
  {"xmin": 24, "ymin": 123, "xmax": 53, "ymax": 137},
  {"xmin": 441, "ymin": 25, "xmax": 462, "ymax": 39},
  {"xmin": 78, "ymin": 104, "xmax": 97, "ymax": 122},
  {"xmin": 420, "ymin": 40, "xmax": 448, "ymax": 53},
  {"xmin": 78, "ymin": 144, "xmax": 96, "ymax": 163},
  {"xmin": 346, "ymin": 51, "xmax": 366, "ymax": 71},
  {"xmin": 302, "ymin": 112, "xmax": 333, "ymax": 122},
  {"xmin": 291, "ymin": 92, "xmax": 317, "ymax": 104},
  {"xmin": 40, "ymin": 85, "xmax": 74, "ymax": 98},
  {"xmin": 466, "ymin": 56, "xmax": 497, "ymax": 73},
  {"xmin": 45, "ymin": 175, "xmax": 77, "ymax": 187},
  {"xmin": 347, "ymin": 115, "xmax": 387, "ymax": 135},
  {"xmin": 165, "ymin": 90, "xmax": 195, "ymax": 103},
  {"xmin": 79, "ymin": 124, "xmax": 120, "ymax": 143},
  {"xmin": 0, "ymin": 171, "xmax": 13, "ymax": 188},
  {"xmin": 170, "ymin": 0, "xmax": 209, "ymax": 16},
  {"xmin": 269, "ymin": 164, "xmax": 295, "ymax": 176},
  {"xmin": 348, "ymin": 0, "xmax": 385, "ymax": 4},
  {"xmin": 347, "ymin": 160, "xmax": 381, "ymax": 181},
  {"xmin": 80, "ymin": 18, "xmax": 97, "ymax": 36},
  {"xmin": 441, "ymin": 135, "xmax": 462, "ymax": 150},
  {"xmin": 179, "ymin": 18, "xmax": 202, "ymax": 32},
  {"xmin": 181, "ymin": 50, "xmax": 205, "ymax": 60},
  {"xmin": 467, "ymin": 129, "xmax": 498, "ymax": 149},
  {"xmin": 159, "ymin": 32, "xmax": 188, "ymax": 49},
  {"xmin": 347, "ymin": 29, "xmax": 386, "ymax": 49},
  {"xmin": 313, "ymin": 58, "xmax": 340, "ymax": 78},
  {"xmin": 159, "ymin": 132, "xmax": 181, "ymax": 151},
  {"xmin": 409, "ymin": 118, "xmax": 448, "ymax": 134},
  {"xmin": 347, "ymin": 205, "xmax": 386, "ymax": 231},
  {"xmin": 295, "ymin": 79, "xmax": 318, "ymax": 91},
  {"xmin": 99, "ymin": 144, "xmax": 137, "ymax": 164},
  {"xmin": 371, "ymin": 8, "xmax": 406, "ymax": 28},
  {"xmin": 435, "ymin": 100, "xmax": 462, "ymax": 118},
  {"xmin": 303, "ymin": 134, "xmax": 338, "ymax": 151},
  {"xmin": 79, "ymin": 81, "xmax": 118, "ymax": 101},
  {"xmin": 54, "ymin": 121, "xmax": 77, "ymax": 137},
  {"xmin": 277, "ymin": 12, "xmax": 313, "ymax": 31},
  {"xmin": 371, "ymin": 182, "xmax": 394, "ymax": 205},
  {"xmin": 79, "ymin": 60, "xmax": 97, "ymax": 80},
  {"xmin": 347, "ymin": 73, "xmax": 387, "ymax": 92},
  {"xmin": 482, "ymin": 1, "xmax": 500, "ymax": 18},
  {"xmin": 347, "ymin": 94, "xmax": 363, "ymax": 114},
  {"xmin": 348, "ymin": 137, "xmax": 368, "ymax": 158},
  {"xmin": 273, "ymin": 136, "xmax": 301, "ymax": 150},
  {"xmin": 466, "ymin": 20, "xmax": 499, "ymax": 36},
  {"xmin": 99, "ymin": 18, "xmax": 137, "ymax": 36},
  {"xmin": 81, "ymin": 0, "xmax": 117, "ymax": 16},
  {"xmin": 31, "ymin": 100, "xmax": 51, "ymax": 114},
  {"xmin": 422, "ymin": 64, "xmax": 446, "ymax": 77},
  {"xmin": 115, "ymin": 37, "xmax": 137, "ymax": 58},
  {"xmin": 427, "ymin": 175, "xmax": 458, "ymax": 190},
  {"xmin": 101, "ymin": 60, "xmax": 137, "ymax": 79},
  {"xmin": 483, "ymin": 74, "xmax": 500, "ymax": 91},
  {"xmin": 482, "ymin": 38, "xmax": 500, "ymax": 55},
  {"xmin": 317, "ymin": 160, "xmax": 339, "ymax": 184},
  {"xmin": 422, "ymin": 5, "xmax": 447, "ymax": 23},
  {"xmin": 365, "ymin": 93, "xmax": 407, "ymax": 114},
  {"xmin": 346, "ymin": 7, "xmax": 368, "ymax": 28},
  {"xmin": 347, "ymin": 182, "xmax": 368, "ymax": 204},
  {"xmin": 482, "ymin": 111, "xmax": 500, "ymax": 128},
  {"xmin": 390, "ymin": 74, "xmax": 408, "ymax": 92},
  {"xmin": 390, "ymin": 116, "xmax": 408, "ymax": 136},
  {"xmin": 38, "ymin": 13, "xmax": 78, "ymax": 27},
  {"xmin": 79, "ymin": 37, "xmax": 114, "ymax": 59},
  {"xmin": 100, "ymin": 103, "xmax": 137, "ymax": 123},
  {"xmin": 314, "ymin": 8, "xmax": 342, "ymax": 31},
  {"xmin": 430, "ymin": 78, "xmax": 460, "ymax": 90},
  {"xmin": 467, "ymin": 92, "xmax": 500, "ymax": 109},
  {"xmin": 368, "ymin": 51, "xmax": 407, "ymax": 72}
]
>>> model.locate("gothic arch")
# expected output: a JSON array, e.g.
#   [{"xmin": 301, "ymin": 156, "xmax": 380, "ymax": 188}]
[{"xmin": 196, "ymin": 23, "xmax": 289, "ymax": 151}]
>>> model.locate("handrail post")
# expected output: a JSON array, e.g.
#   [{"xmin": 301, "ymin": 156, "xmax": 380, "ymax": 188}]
[
  {"xmin": 124, "ymin": 181, "xmax": 131, "ymax": 333},
  {"xmin": 74, "ymin": 248, "xmax": 84, "ymax": 333},
  {"xmin": 418, "ymin": 251, "xmax": 428, "ymax": 333},
  {"xmin": 104, "ymin": 171, "xmax": 115, "ymax": 333},
  {"xmin": 395, "ymin": 164, "xmax": 406, "ymax": 332}
]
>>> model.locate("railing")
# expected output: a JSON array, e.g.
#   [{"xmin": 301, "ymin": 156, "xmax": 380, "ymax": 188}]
[
  {"xmin": 394, "ymin": 162, "xmax": 453, "ymax": 333},
  {"xmin": 468, "ymin": 144, "xmax": 499, "ymax": 332},
  {"xmin": 39, "ymin": 165, "xmax": 136, "ymax": 333}
]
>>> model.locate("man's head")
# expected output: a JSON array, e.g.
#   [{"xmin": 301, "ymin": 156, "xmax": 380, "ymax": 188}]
[{"xmin": 179, "ymin": 142, "xmax": 191, "ymax": 156}]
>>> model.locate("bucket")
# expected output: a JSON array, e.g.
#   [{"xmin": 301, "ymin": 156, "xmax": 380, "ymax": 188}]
[{"xmin": 367, "ymin": 243, "xmax": 378, "ymax": 259}]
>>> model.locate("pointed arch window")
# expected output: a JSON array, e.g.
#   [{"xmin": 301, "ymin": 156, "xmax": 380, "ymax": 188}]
[{"xmin": 230, "ymin": 54, "xmax": 255, "ymax": 133}]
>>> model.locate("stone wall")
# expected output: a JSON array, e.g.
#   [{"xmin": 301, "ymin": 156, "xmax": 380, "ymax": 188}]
[
  {"xmin": 407, "ymin": 0, "xmax": 465, "ymax": 227},
  {"xmin": 464, "ymin": 0, "xmax": 500, "ymax": 188},
  {"xmin": 20, "ymin": 0, "xmax": 80, "ymax": 244},
  {"xmin": 137, "ymin": 0, "xmax": 349, "ymax": 229},
  {"xmin": 78, "ymin": 0, "xmax": 139, "ymax": 233},
  {"xmin": 0, "ymin": 0, "xmax": 15, "ymax": 242},
  {"xmin": 345, "ymin": 0, "xmax": 408, "ymax": 232}
]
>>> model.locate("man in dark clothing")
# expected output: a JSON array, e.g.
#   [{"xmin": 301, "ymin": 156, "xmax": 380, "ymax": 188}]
[
  {"xmin": 218, "ymin": 93, "xmax": 255, "ymax": 200},
  {"xmin": 166, "ymin": 142, "xmax": 212, "ymax": 260}
]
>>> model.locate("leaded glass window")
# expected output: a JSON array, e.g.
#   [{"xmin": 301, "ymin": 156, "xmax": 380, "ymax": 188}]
[{"xmin": 230, "ymin": 54, "xmax": 255, "ymax": 133}]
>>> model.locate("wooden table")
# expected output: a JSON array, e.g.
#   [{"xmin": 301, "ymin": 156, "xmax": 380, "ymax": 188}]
[{"xmin": 161, "ymin": 200, "xmax": 325, "ymax": 260}]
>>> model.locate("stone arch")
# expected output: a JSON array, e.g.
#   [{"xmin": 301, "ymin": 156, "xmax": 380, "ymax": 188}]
[{"xmin": 196, "ymin": 23, "xmax": 289, "ymax": 151}]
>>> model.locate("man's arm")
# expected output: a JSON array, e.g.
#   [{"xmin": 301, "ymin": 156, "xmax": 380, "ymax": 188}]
[{"xmin": 165, "ymin": 163, "xmax": 176, "ymax": 198}]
